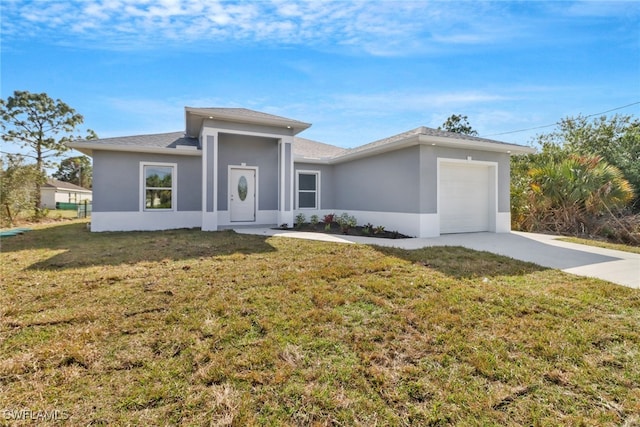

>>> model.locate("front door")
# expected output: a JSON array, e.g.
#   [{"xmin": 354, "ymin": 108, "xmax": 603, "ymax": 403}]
[{"xmin": 230, "ymin": 167, "xmax": 256, "ymax": 222}]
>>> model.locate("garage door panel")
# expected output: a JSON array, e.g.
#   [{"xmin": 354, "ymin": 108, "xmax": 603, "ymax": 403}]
[{"xmin": 440, "ymin": 163, "xmax": 490, "ymax": 234}]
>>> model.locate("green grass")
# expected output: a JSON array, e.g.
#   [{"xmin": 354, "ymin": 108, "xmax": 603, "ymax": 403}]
[
  {"xmin": 558, "ymin": 236, "xmax": 640, "ymax": 254},
  {"xmin": 1, "ymin": 220, "xmax": 639, "ymax": 425}
]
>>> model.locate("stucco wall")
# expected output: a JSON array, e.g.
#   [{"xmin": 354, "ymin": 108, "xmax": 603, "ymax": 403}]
[
  {"xmin": 333, "ymin": 146, "xmax": 421, "ymax": 213},
  {"xmin": 421, "ymin": 146, "xmax": 511, "ymax": 213},
  {"xmin": 216, "ymin": 133, "xmax": 279, "ymax": 211},
  {"xmin": 296, "ymin": 145, "xmax": 510, "ymax": 216},
  {"xmin": 293, "ymin": 162, "xmax": 336, "ymax": 210},
  {"xmin": 92, "ymin": 151, "xmax": 202, "ymax": 212},
  {"xmin": 202, "ymin": 119, "xmax": 296, "ymax": 138}
]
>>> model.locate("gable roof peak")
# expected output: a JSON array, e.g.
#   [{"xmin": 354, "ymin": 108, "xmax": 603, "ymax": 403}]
[{"xmin": 185, "ymin": 106, "xmax": 312, "ymax": 136}]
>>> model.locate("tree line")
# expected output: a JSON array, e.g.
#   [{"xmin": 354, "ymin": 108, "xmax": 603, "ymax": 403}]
[{"xmin": 1, "ymin": 90, "xmax": 95, "ymax": 225}]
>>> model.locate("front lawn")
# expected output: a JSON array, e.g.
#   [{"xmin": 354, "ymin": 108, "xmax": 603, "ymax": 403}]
[{"xmin": 1, "ymin": 221, "xmax": 638, "ymax": 425}]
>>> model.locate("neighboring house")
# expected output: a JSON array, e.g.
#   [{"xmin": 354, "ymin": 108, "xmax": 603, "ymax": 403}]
[
  {"xmin": 68, "ymin": 107, "xmax": 535, "ymax": 237},
  {"xmin": 41, "ymin": 178, "xmax": 92, "ymax": 209}
]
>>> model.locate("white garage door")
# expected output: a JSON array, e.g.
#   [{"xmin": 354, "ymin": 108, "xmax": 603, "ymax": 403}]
[{"xmin": 440, "ymin": 162, "xmax": 491, "ymax": 234}]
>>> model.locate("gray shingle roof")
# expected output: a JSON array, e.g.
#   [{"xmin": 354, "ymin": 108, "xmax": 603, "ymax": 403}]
[
  {"xmin": 187, "ymin": 107, "xmax": 311, "ymax": 127},
  {"xmin": 345, "ymin": 126, "xmax": 517, "ymax": 156},
  {"xmin": 71, "ymin": 127, "xmax": 531, "ymax": 160},
  {"xmin": 79, "ymin": 132, "xmax": 199, "ymax": 149},
  {"xmin": 92, "ymin": 130, "xmax": 346, "ymax": 160},
  {"xmin": 293, "ymin": 126, "xmax": 532, "ymax": 162},
  {"xmin": 293, "ymin": 137, "xmax": 347, "ymax": 159},
  {"xmin": 44, "ymin": 178, "xmax": 91, "ymax": 192},
  {"xmin": 69, "ymin": 108, "xmax": 533, "ymax": 159}
]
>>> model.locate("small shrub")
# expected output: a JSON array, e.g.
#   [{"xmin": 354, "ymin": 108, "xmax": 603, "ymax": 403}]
[
  {"xmin": 374, "ymin": 225, "xmax": 385, "ymax": 234},
  {"xmin": 362, "ymin": 223, "xmax": 374, "ymax": 235},
  {"xmin": 310, "ymin": 214, "xmax": 319, "ymax": 227},
  {"xmin": 33, "ymin": 207, "xmax": 50, "ymax": 221},
  {"xmin": 323, "ymin": 213, "xmax": 335, "ymax": 225},
  {"xmin": 295, "ymin": 213, "xmax": 306, "ymax": 229},
  {"xmin": 323, "ymin": 213, "xmax": 335, "ymax": 231},
  {"xmin": 337, "ymin": 213, "xmax": 357, "ymax": 234}
]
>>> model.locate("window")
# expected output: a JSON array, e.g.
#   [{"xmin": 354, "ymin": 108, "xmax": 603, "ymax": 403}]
[
  {"xmin": 141, "ymin": 163, "xmax": 176, "ymax": 211},
  {"xmin": 297, "ymin": 171, "xmax": 319, "ymax": 209}
]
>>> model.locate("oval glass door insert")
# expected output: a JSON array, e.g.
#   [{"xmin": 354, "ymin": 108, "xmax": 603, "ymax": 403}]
[{"xmin": 238, "ymin": 176, "xmax": 248, "ymax": 201}]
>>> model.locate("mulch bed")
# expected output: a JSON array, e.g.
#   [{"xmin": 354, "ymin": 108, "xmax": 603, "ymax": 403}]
[{"xmin": 276, "ymin": 222, "xmax": 412, "ymax": 239}]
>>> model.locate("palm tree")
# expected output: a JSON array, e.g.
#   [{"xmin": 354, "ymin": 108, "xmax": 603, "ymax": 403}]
[{"xmin": 525, "ymin": 155, "xmax": 634, "ymax": 233}]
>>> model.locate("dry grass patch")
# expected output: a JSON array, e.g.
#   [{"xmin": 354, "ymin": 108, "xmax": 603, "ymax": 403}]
[
  {"xmin": 1, "ymin": 220, "xmax": 639, "ymax": 425},
  {"xmin": 558, "ymin": 236, "xmax": 640, "ymax": 254}
]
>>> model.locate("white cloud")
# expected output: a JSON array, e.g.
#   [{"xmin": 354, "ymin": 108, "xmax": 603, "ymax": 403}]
[{"xmin": 1, "ymin": 0, "xmax": 531, "ymax": 55}]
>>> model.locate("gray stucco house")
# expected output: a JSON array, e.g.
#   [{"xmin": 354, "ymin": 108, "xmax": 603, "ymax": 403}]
[{"xmin": 68, "ymin": 107, "xmax": 534, "ymax": 237}]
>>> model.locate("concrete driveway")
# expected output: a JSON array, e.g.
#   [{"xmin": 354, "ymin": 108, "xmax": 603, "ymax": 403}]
[{"xmin": 234, "ymin": 228, "xmax": 639, "ymax": 289}]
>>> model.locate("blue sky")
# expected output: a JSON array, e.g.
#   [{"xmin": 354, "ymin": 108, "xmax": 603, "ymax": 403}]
[{"xmin": 2, "ymin": 0, "xmax": 639, "ymax": 157}]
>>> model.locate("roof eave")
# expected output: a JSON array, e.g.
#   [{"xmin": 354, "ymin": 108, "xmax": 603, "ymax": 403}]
[
  {"xmin": 67, "ymin": 142, "xmax": 202, "ymax": 157},
  {"xmin": 419, "ymin": 135, "xmax": 536, "ymax": 154},
  {"xmin": 54, "ymin": 188, "xmax": 92, "ymax": 193},
  {"xmin": 314, "ymin": 133, "xmax": 535, "ymax": 164},
  {"xmin": 67, "ymin": 144, "xmax": 94, "ymax": 156},
  {"xmin": 186, "ymin": 108, "xmax": 312, "ymax": 136},
  {"xmin": 293, "ymin": 156, "xmax": 333, "ymax": 165}
]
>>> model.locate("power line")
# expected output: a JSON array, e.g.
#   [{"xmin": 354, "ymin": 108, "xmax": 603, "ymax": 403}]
[{"xmin": 481, "ymin": 101, "xmax": 640, "ymax": 138}]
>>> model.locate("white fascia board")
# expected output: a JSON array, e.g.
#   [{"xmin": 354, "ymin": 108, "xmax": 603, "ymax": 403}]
[
  {"xmin": 418, "ymin": 135, "xmax": 536, "ymax": 154},
  {"xmin": 66, "ymin": 142, "xmax": 202, "ymax": 157},
  {"xmin": 66, "ymin": 143, "xmax": 93, "ymax": 156},
  {"xmin": 55, "ymin": 188, "xmax": 92, "ymax": 194},
  {"xmin": 293, "ymin": 156, "xmax": 333, "ymax": 165}
]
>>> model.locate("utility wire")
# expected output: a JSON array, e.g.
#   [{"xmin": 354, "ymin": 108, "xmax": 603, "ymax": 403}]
[{"xmin": 481, "ymin": 101, "xmax": 640, "ymax": 137}]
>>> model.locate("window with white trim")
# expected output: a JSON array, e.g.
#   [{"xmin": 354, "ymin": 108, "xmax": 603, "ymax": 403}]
[
  {"xmin": 142, "ymin": 163, "xmax": 176, "ymax": 211},
  {"xmin": 297, "ymin": 171, "xmax": 319, "ymax": 209}
]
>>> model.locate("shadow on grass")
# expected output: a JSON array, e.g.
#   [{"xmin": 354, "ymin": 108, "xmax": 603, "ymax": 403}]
[
  {"xmin": 375, "ymin": 245, "xmax": 548, "ymax": 279},
  {"xmin": 6, "ymin": 221, "xmax": 546, "ymax": 279},
  {"xmin": 2, "ymin": 222, "xmax": 277, "ymax": 270}
]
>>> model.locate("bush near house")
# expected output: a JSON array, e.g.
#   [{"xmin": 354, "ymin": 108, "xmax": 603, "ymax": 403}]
[
  {"xmin": 512, "ymin": 154, "xmax": 639, "ymax": 245},
  {"xmin": 290, "ymin": 216, "xmax": 408, "ymax": 239},
  {"xmin": 511, "ymin": 114, "xmax": 640, "ymax": 245},
  {"xmin": 294, "ymin": 212, "xmax": 306, "ymax": 229},
  {"xmin": 336, "ymin": 212, "xmax": 357, "ymax": 234}
]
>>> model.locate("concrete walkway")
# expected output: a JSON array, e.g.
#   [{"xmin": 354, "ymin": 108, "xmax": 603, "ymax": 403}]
[{"xmin": 234, "ymin": 228, "xmax": 640, "ymax": 289}]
